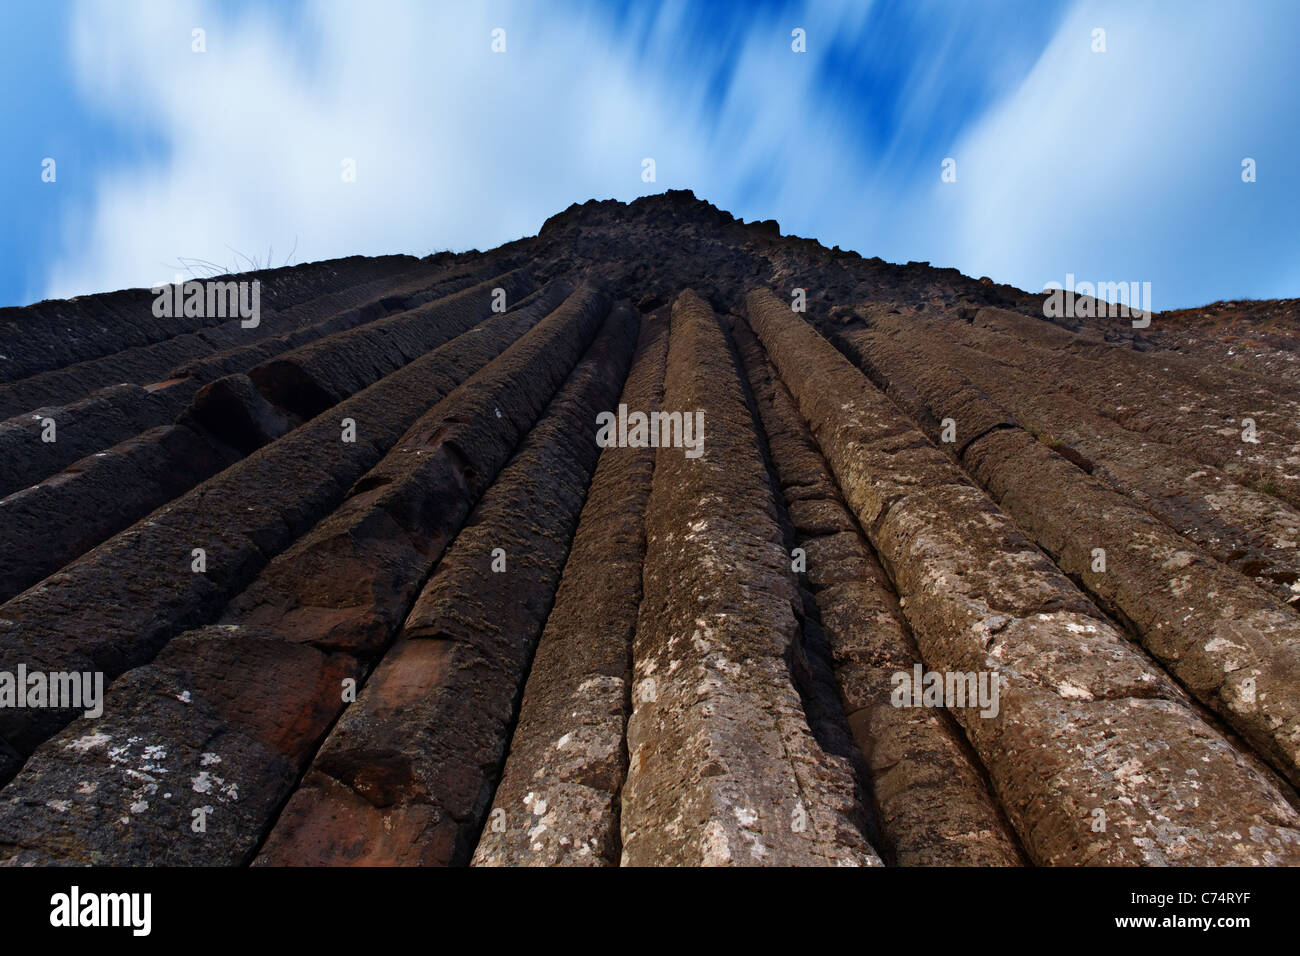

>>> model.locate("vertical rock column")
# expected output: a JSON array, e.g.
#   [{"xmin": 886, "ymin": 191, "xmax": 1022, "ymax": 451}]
[
  {"xmin": 472, "ymin": 316, "xmax": 670, "ymax": 866},
  {"xmin": 619, "ymin": 290, "xmax": 880, "ymax": 867},
  {"xmin": 845, "ymin": 317, "xmax": 1300, "ymax": 607},
  {"xmin": 733, "ymin": 320, "xmax": 1024, "ymax": 866},
  {"xmin": 254, "ymin": 305, "xmax": 637, "ymax": 866},
  {"xmin": 838, "ymin": 326, "xmax": 1300, "ymax": 789},
  {"xmin": 0, "ymin": 281, "xmax": 558, "ymax": 779},
  {"xmin": 0, "ymin": 286, "xmax": 608, "ymax": 865},
  {"xmin": 745, "ymin": 286, "xmax": 1300, "ymax": 865}
]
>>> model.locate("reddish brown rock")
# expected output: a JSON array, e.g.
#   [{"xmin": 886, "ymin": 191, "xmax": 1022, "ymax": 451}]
[
  {"xmin": 0, "ymin": 283, "xmax": 558, "ymax": 772},
  {"xmin": 255, "ymin": 304, "xmax": 636, "ymax": 866}
]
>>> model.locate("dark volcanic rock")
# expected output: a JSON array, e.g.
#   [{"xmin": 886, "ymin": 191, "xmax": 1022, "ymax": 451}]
[{"xmin": 1, "ymin": 191, "xmax": 1298, "ymax": 866}]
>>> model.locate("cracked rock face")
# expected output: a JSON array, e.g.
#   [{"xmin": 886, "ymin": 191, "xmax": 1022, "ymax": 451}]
[{"xmin": 1, "ymin": 191, "xmax": 1299, "ymax": 866}]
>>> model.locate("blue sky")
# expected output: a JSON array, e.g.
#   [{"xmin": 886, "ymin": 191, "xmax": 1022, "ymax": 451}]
[{"xmin": 1, "ymin": 0, "xmax": 1296, "ymax": 310}]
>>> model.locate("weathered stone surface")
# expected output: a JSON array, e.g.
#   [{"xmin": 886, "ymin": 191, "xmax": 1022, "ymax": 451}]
[
  {"xmin": 965, "ymin": 426, "xmax": 1300, "ymax": 787},
  {"xmin": 963, "ymin": 306, "xmax": 1300, "ymax": 510},
  {"xmin": 1, "ymin": 192, "xmax": 1298, "ymax": 868},
  {"xmin": 473, "ymin": 315, "xmax": 669, "ymax": 867},
  {"xmin": 854, "ymin": 317, "xmax": 1300, "ymax": 607},
  {"xmin": 1140, "ymin": 297, "xmax": 1300, "ymax": 388},
  {"xmin": 248, "ymin": 270, "xmax": 535, "ymax": 420},
  {"xmin": 0, "ymin": 287, "xmax": 555, "ymax": 763},
  {"xmin": 0, "ymin": 384, "xmax": 185, "ymax": 498},
  {"xmin": 745, "ymin": 285, "xmax": 1300, "ymax": 865},
  {"xmin": 223, "ymin": 283, "xmax": 609, "ymax": 658},
  {"xmin": 168, "ymin": 258, "xmax": 498, "ymax": 385},
  {"xmin": 0, "ymin": 258, "xmax": 437, "ymax": 418},
  {"xmin": 0, "ymin": 625, "xmax": 358, "ymax": 865},
  {"xmin": 0, "ymin": 292, "xmax": 617, "ymax": 864},
  {"xmin": 0, "ymin": 263, "xmax": 498, "ymax": 501},
  {"xmin": 839, "ymin": 323, "xmax": 1300, "ymax": 789},
  {"xmin": 0, "ymin": 424, "xmax": 240, "ymax": 603},
  {"xmin": 619, "ymin": 290, "xmax": 880, "ymax": 867},
  {"xmin": 180, "ymin": 374, "xmax": 294, "ymax": 454},
  {"xmin": 0, "ymin": 255, "xmax": 422, "ymax": 385},
  {"xmin": 256, "ymin": 305, "xmax": 635, "ymax": 866},
  {"xmin": 734, "ymin": 318, "xmax": 1023, "ymax": 866}
]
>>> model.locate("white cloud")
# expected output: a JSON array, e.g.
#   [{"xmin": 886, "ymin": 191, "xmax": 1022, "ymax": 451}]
[
  {"xmin": 50, "ymin": 0, "xmax": 880, "ymax": 299},
  {"xmin": 934, "ymin": 0, "xmax": 1300, "ymax": 306},
  {"xmin": 49, "ymin": 0, "xmax": 1298, "ymax": 309}
]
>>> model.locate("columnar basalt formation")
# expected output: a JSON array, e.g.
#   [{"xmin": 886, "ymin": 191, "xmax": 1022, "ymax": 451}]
[
  {"xmin": 732, "ymin": 320, "xmax": 1024, "ymax": 866},
  {"xmin": 618, "ymin": 291, "xmax": 879, "ymax": 867},
  {"xmin": 472, "ymin": 318, "xmax": 669, "ymax": 867},
  {"xmin": 255, "ymin": 304, "xmax": 636, "ymax": 866},
  {"xmin": 833, "ymin": 324, "xmax": 1300, "ymax": 786},
  {"xmin": 0, "ymin": 191, "xmax": 1297, "ymax": 866},
  {"xmin": 744, "ymin": 287, "xmax": 1300, "ymax": 865}
]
